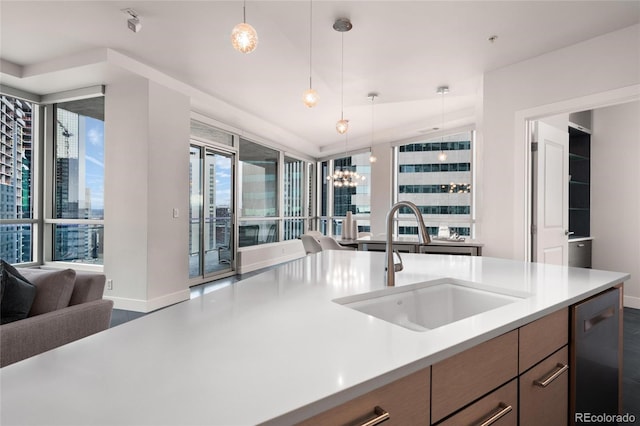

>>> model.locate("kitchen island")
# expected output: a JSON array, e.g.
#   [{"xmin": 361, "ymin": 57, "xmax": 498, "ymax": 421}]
[{"xmin": 0, "ymin": 252, "xmax": 628, "ymax": 425}]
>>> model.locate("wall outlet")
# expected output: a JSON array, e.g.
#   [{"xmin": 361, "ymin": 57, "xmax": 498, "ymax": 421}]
[
  {"xmin": 106, "ymin": 279, "xmax": 113, "ymax": 291},
  {"xmin": 172, "ymin": 208, "xmax": 179, "ymax": 218}
]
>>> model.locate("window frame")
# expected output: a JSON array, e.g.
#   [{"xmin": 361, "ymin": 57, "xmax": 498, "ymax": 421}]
[
  {"xmin": 0, "ymin": 93, "xmax": 40, "ymax": 266},
  {"xmin": 42, "ymin": 91, "xmax": 105, "ymax": 270}
]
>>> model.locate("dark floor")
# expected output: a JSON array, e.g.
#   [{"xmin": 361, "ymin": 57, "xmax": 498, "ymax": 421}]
[
  {"xmin": 109, "ymin": 278, "xmax": 640, "ymax": 417},
  {"xmin": 623, "ymin": 307, "xmax": 640, "ymax": 418}
]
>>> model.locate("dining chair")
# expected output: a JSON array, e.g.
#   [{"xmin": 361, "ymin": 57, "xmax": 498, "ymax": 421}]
[
  {"xmin": 301, "ymin": 234, "xmax": 323, "ymax": 255},
  {"xmin": 318, "ymin": 236, "xmax": 356, "ymax": 251}
]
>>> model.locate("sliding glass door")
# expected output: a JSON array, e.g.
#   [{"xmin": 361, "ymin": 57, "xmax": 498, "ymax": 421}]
[{"xmin": 189, "ymin": 144, "xmax": 235, "ymax": 279}]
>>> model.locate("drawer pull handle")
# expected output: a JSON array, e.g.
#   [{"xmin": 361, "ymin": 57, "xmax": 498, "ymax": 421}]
[
  {"xmin": 359, "ymin": 406, "xmax": 390, "ymax": 426},
  {"xmin": 475, "ymin": 403, "xmax": 512, "ymax": 426},
  {"xmin": 534, "ymin": 363, "xmax": 569, "ymax": 387},
  {"xmin": 577, "ymin": 243, "xmax": 585, "ymax": 247}
]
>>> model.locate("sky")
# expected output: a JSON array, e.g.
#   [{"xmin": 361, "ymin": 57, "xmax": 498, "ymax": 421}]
[{"xmin": 83, "ymin": 116, "xmax": 104, "ymax": 212}]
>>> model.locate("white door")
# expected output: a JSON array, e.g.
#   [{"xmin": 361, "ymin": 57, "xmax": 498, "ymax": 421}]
[{"xmin": 532, "ymin": 121, "xmax": 569, "ymax": 265}]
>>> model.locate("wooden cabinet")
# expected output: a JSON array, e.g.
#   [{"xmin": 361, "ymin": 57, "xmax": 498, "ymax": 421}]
[
  {"xmin": 520, "ymin": 346, "xmax": 569, "ymax": 426},
  {"xmin": 431, "ymin": 330, "xmax": 518, "ymax": 423},
  {"xmin": 296, "ymin": 367, "xmax": 430, "ymax": 426},
  {"xmin": 519, "ymin": 308, "xmax": 569, "ymax": 425},
  {"xmin": 519, "ymin": 308, "xmax": 568, "ymax": 373},
  {"xmin": 437, "ymin": 380, "xmax": 517, "ymax": 426}
]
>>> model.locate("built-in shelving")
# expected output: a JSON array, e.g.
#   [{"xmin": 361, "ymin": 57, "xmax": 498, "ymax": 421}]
[{"xmin": 568, "ymin": 125, "xmax": 590, "ymax": 238}]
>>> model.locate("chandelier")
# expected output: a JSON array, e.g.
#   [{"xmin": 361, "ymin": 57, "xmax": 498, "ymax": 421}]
[
  {"xmin": 328, "ymin": 134, "xmax": 366, "ymax": 187},
  {"xmin": 327, "ymin": 168, "xmax": 365, "ymax": 187}
]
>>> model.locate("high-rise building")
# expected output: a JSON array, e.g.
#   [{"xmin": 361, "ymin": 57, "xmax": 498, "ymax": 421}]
[
  {"xmin": 397, "ymin": 132, "xmax": 473, "ymax": 237},
  {"xmin": 0, "ymin": 95, "xmax": 33, "ymax": 263}
]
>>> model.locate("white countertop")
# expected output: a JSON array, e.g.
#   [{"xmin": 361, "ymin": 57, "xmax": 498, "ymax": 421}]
[{"xmin": 0, "ymin": 252, "xmax": 628, "ymax": 425}]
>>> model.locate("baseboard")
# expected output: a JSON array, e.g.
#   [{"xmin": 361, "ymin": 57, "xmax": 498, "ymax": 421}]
[
  {"xmin": 624, "ymin": 294, "xmax": 640, "ymax": 309},
  {"xmin": 106, "ymin": 289, "xmax": 190, "ymax": 313}
]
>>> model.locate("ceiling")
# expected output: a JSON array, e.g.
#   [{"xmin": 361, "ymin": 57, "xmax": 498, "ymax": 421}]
[{"xmin": 1, "ymin": 1, "xmax": 639, "ymax": 157}]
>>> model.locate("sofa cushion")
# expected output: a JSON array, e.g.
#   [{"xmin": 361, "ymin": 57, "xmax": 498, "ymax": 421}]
[
  {"xmin": 69, "ymin": 271, "xmax": 106, "ymax": 305},
  {"xmin": 0, "ymin": 260, "xmax": 37, "ymax": 324},
  {"xmin": 19, "ymin": 268, "xmax": 76, "ymax": 316}
]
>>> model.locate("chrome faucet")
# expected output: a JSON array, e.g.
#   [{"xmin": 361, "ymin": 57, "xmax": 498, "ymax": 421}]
[{"xmin": 385, "ymin": 201, "xmax": 430, "ymax": 286}]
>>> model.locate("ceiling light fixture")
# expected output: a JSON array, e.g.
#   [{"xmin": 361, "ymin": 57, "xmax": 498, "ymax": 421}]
[
  {"xmin": 327, "ymin": 133, "xmax": 365, "ymax": 187},
  {"xmin": 437, "ymin": 85, "xmax": 449, "ymax": 162},
  {"xmin": 302, "ymin": 0, "xmax": 318, "ymax": 107},
  {"xmin": 231, "ymin": 0, "xmax": 258, "ymax": 54},
  {"xmin": 368, "ymin": 92, "xmax": 378, "ymax": 163},
  {"xmin": 334, "ymin": 18, "xmax": 352, "ymax": 134}
]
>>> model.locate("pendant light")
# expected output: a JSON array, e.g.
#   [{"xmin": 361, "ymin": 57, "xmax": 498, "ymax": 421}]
[
  {"xmin": 302, "ymin": 0, "xmax": 318, "ymax": 107},
  {"xmin": 231, "ymin": 0, "xmax": 258, "ymax": 54},
  {"xmin": 334, "ymin": 18, "xmax": 352, "ymax": 134},
  {"xmin": 437, "ymin": 85, "xmax": 449, "ymax": 162},
  {"xmin": 368, "ymin": 92, "xmax": 378, "ymax": 163}
]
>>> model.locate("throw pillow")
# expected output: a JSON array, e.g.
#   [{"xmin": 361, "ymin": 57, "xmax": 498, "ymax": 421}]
[
  {"xmin": 19, "ymin": 268, "xmax": 76, "ymax": 316},
  {"xmin": 0, "ymin": 260, "xmax": 37, "ymax": 324}
]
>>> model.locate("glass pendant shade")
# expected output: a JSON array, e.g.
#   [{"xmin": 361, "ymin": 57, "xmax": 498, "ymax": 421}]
[
  {"xmin": 302, "ymin": 88, "xmax": 319, "ymax": 108},
  {"xmin": 369, "ymin": 154, "xmax": 377, "ymax": 163},
  {"xmin": 231, "ymin": 22, "xmax": 258, "ymax": 53},
  {"xmin": 438, "ymin": 151, "xmax": 448, "ymax": 162},
  {"xmin": 336, "ymin": 119, "xmax": 349, "ymax": 134}
]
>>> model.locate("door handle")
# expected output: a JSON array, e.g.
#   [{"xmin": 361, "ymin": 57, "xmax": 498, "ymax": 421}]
[
  {"xmin": 565, "ymin": 230, "xmax": 574, "ymax": 236},
  {"xmin": 584, "ymin": 306, "xmax": 615, "ymax": 332}
]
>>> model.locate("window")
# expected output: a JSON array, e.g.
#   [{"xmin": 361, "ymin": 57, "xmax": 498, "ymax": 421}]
[
  {"xmin": 50, "ymin": 97, "xmax": 105, "ymax": 263},
  {"xmin": 395, "ymin": 131, "xmax": 474, "ymax": 238},
  {"xmin": 319, "ymin": 151, "xmax": 371, "ymax": 236},
  {"xmin": 238, "ymin": 139, "xmax": 314, "ymax": 247},
  {"xmin": 238, "ymin": 138, "xmax": 278, "ymax": 247},
  {"xmin": 283, "ymin": 156, "xmax": 305, "ymax": 240},
  {"xmin": 0, "ymin": 95, "xmax": 35, "ymax": 264}
]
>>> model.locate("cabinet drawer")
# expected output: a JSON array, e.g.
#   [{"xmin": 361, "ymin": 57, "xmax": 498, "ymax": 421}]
[
  {"xmin": 296, "ymin": 367, "xmax": 430, "ymax": 426},
  {"xmin": 519, "ymin": 308, "xmax": 568, "ymax": 373},
  {"xmin": 432, "ymin": 330, "xmax": 518, "ymax": 423},
  {"xmin": 437, "ymin": 379, "xmax": 517, "ymax": 426},
  {"xmin": 569, "ymin": 240, "xmax": 592, "ymax": 268},
  {"xmin": 520, "ymin": 346, "xmax": 569, "ymax": 426}
]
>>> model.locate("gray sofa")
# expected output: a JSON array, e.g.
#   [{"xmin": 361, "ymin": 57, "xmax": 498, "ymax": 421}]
[{"xmin": 0, "ymin": 268, "xmax": 114, "ymax": 368}]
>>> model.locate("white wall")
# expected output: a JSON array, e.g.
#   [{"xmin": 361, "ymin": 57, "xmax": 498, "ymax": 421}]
[
  {"xmin": 369, "ymin": 143, "xmax": 393, "ymax": 235},
  {"xmin": 480, "ymin": 24, "xmax": 640, "ymax": 260},
  {"xmin": 591, "ymin": 101, "xmax": 640, "ymax": 308},
  {"xmin": 104, "ymin": 67, "xmax": 191, "ymax": 312}
]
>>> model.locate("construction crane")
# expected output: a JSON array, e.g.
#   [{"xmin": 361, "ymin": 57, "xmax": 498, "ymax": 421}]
[{"xmin": 56, "ymin": 119, "xmax": 73, "ymax": 157}]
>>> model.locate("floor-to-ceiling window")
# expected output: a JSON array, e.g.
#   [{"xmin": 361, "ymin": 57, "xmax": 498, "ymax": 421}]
[
  {"xmin": 49, "ymin": 97, "xmax": 104, "ymax": 264},
  {"xmin": 0, "ymin": 95, "xmax": 35, "ymax": 264},
  {"xmin": 238, "ymin": 138, "xmax": 278, "ymax": 246},
  {"xmin": 283, "ymin": 156, "xmax": 305, "ymax": 240},
  {"xmin": 395, "ymin": 131, "xmax": 475, "ymax": 238},
  {"xmin": 319, "ymin": 151, "xmax": 371, "ymax": 236}
]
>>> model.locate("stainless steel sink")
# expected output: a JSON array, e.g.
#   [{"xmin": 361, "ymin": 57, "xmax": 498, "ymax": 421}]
[{"xmin": 334, "ymin": 278, "xmax": 525, "ymax": 332}]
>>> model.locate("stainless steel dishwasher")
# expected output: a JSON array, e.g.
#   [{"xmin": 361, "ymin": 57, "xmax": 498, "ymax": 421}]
[{"xmin": 571, "ymin": 287, "xmax": 622, "ymax": 424}]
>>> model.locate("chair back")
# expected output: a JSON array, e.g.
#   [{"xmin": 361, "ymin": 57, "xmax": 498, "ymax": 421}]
[
  {"xmin": 318, "ymin": 236, "xmax": 355, "ymax": 251},
  {"xmin": 301, "ymin": 235, "xmax": 323, "ymax": 254}
]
